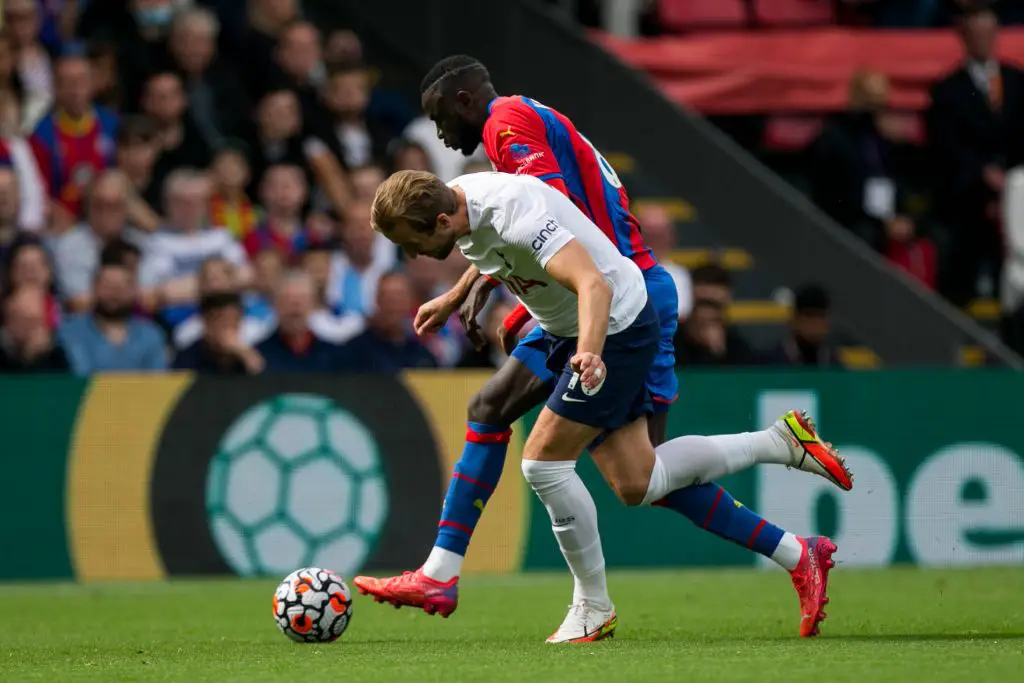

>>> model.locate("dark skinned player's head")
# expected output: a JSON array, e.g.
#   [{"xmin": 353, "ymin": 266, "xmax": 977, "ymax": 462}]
[{"xmin": 420, "ymin": 55, "xmax": 498, "ymax": 157}]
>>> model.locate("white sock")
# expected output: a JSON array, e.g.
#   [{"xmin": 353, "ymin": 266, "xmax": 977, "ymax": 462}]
[
  {"xmin": 422, "ymin": 546, "xmax": 463, "ymax": 583},
  {"xmin": 521, "ymin": 459, "xmax": 610, "ymax": 610},
  {"xmin": 771, "ymin": 533, "xmax": 805, "ymax": 571},
  {"xmin": 641, "ymin": 430, "xmax": 790, "ymax": 504}
]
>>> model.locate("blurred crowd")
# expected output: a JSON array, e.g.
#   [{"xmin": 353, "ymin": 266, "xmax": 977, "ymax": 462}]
[{"xmin": 0, "ymin": 0, "xmax": 509, "ymax": 375}]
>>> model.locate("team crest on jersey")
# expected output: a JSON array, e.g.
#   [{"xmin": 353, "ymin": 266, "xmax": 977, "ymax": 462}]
[{"xmin": 509, "ymin": 143, "xmax": 530, "ymax": 160}]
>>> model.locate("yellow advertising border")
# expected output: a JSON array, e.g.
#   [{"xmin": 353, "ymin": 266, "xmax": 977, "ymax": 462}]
[
  {"xmin": 401, "ymin": 371, "xmax": 528, "ymax": 573},
  {"xmin": 66, "ymin": 374, "xmax": 194, "ymax": 581}
]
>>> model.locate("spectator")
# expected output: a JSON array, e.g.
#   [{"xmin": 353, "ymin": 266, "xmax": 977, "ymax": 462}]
[
  {"xmin": 114, "ymin": 115, "xmax": 162, "ymax": 231},
  {"xmin": 101, "ymin": 237, "xmax": 144, "ymax": 275},
  {"xmin": 674, "ymin": 299, "xmax": 750, "ymax": 366},
  {"xmin": 349, "ymin": 163, "xmax": 386, "ymax": 203},
  {"xmin": 172, "ymin": 256, "xmax": 270, "ymax": 349},
  {"xmin": 810, "ymin": 68, "xmax": 919, "ymax": 250},
  {"xmin": 326, "ymin": 201, "xmax": 396, "ymax": 316},
  {"xmin": 340, "ymin": 272, "xmax": 437, "ymax": 371},
  {"xmin": 458, "ymin": 299, "xmax": 513, "ymax": 369},
  {"xmin": 209, "ymin": 140, "xmax": 259, "ymax": 240},
  {"xmin": 88, "ymin": 42, "xmax": 122, "ymax": 112},
  {"xmin": 168, "ymin": 6, "xmax": 250, "ymax": 151},
  {"xmin": 3, "ymin": 239, "xmax": 61, "ymax": 330},
  {"xmin": 0, "ymin": 31, "xmax": 28, "ymax": 134},
  {"xmin": 928, "ymin": 4, "xmax": 1024, "ymax": 305},
  {"xmin": 386, "ymin": 138, "xmax": 433, "ymax": 175},
  {"xmin": 0, "ymin": 130, "xmax": 47, "ymax": 234},
  {"xmin": 244, "ymin": 163, "xmax": 312, "ymax": 262},
  {"xmin": 140, "ymin": 71, "xmax": 212, "ymax": 212},
  {"xmin": 403, "ymin": 116, "xmax": 486, "ymax": 182},
  {"xmin": 59, "ymin": 262, "xmax": 168, "ymax": 374},
  {"xmin": 274, "ymin": 21, "xmax": 330, "ymax": 120},
  {"xmin": 762, "ymin": 284, "xmax": 839, "ymax": 367},
  {"xmin": 50, "ymin": 170, "xmax": 142, "ymax": 311},
  {"xmin": 403, "ymin": 253, "xmax": 463, "ymax": 366},
  {"xmin": 4, "ymin": 0, "xmax": 53, "ymax": 132},
  {"xmin": 687, "ymin": 263, "xmax": 756, "ymax": 358},
  {"xmin": 323, "ymin": 65, "xmax": 396, "ymax": 168},
  {"xmin": 636, "ymin": 204, "xmax": 692, "ymax": 319},
  {"xmin": 30, "ymin": 52, "xmax": 118, "ymax": 229},
  {"xmin": 256, "ymin": 269, "xmax": 342, "ymax": 372},
  {"xmin": 238, "ymin": 0, "xmax": 300, "ymax": 100},
  {"xmin": 0, "ymin": 168, "xmax": 19, "ymax": 265},
  {"xmin": 138, "ymin": 168, "xmax": 248, "ymax": 320},
  {"xmin": 883, "ymin": 214, "xmax": 938, "ymax": 290},
  {"xmin": 247, "ymin": 86, "xmax": 350, "ymax": 219},
  {"xmin": 173, "ymin": 291, "xmax": 264, "ymax": 374},
  {"xmin": 301, "ymin": 245, "xmax": 367, "ymax": 344},
  {"xmin": 0, "ymin": 286, "xmax": 70, "ymax": 372},
  {"xmin": 324, "ymin": 29, "xmax": 363, "ymax": 67}
]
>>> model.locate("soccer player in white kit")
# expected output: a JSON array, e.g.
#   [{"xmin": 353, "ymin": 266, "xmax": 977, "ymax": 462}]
[{"xmin": 370, "ymin": 170, "xmax": 853, "ymax": 642}]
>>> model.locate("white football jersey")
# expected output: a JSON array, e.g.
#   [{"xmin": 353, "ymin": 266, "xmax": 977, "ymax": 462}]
[{"xmin": 449, "ymin": 172, "xmax": 647, "ymax": 337}]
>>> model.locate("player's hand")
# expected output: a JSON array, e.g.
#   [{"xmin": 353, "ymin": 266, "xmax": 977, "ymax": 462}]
[
  {"xmin": 414, "ymin": 294, "xmax": 456, "ymax": 337},
  {"xmin": 570, "ymin": 352, "xmax": 606, "ymax": 391},
  {"xmin": 497, "ymin": 323, "xmax": 517, "ymax": 355},
  {"xmin": 458, "ymin": 277, "xmax": 493, "ymax": 350}
]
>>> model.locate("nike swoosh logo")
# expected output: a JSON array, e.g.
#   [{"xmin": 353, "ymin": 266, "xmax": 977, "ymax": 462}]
[{"xmin": 561, "ymin": 393, "xmax": 586, "ymax": 403}]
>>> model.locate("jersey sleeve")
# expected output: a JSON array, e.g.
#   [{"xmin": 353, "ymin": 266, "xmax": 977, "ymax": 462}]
[
  {"xmin": 483, "ymin": 102, "xmax": 564, "ymax": 184},
  {"xmin": 500, "ymin": 209, "xmax": 574, "ymax": 269}
]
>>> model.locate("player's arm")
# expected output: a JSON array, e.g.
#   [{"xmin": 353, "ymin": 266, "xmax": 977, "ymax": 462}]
[{"xmin": 543, "ymin": 241, "xmax": 611, "ymax": 359}]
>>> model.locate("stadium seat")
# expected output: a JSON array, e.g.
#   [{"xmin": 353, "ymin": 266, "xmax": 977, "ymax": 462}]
[
  {"xmin": 659, "ymin": 0, "xmax": 748, "ymax": 31},
  {"xmin": 763, "ymin": 116, "xmax": 825, "ymax": 152},
  {"xmin": 752, "ymin": 0, "xmax": 835, "ymax": 26}
]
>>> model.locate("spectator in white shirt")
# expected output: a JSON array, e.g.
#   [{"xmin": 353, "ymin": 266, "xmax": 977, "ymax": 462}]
[
  {"xmin": 637, "ymin": 204, "xmax": 693, "ymax": 319},
  {"xmin": 138, "ymin": 168, "xmax": 250, "ymax": 320}
]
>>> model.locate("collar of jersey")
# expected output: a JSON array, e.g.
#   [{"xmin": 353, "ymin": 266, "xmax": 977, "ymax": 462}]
[{"xmin": 55, "ymin": 108, "xmax": 97, "ymax": 136}]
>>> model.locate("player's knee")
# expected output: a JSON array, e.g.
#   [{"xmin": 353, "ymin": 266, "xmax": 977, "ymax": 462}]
[
  {"xmin": 467, "ymin": 387, "xmax": 506, "ymax": 426},
  {"xmin": 612, "ymin": 474, "xmax": 651, "ymax": 507}
]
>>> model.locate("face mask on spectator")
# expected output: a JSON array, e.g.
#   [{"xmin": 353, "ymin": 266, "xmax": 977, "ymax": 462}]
[{"xmin": 136, "ymin": 5, "xmax": 175, "ymax": 29}]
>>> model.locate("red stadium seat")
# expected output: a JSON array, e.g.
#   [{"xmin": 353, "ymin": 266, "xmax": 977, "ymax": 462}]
[
  {"xmin": 659, "ymin": 0, "xmax": 748, "ymax": 31},
  {"xmin": 753, "ymin": 0, "xmax": 835, "ymax": 26},
  {"xmin": 763, "ymin": 116, "xmax": 825, "ymax": 152}
]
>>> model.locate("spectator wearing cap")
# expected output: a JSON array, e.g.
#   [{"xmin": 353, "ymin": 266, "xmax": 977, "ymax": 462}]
[
  {"xmin": 173, "ymin": 291, "xmax": 264, "ymax": 374},
  {"xmin": 246, "ymin": 86, "xmax": 351, "ymax": 220},
  {"xmin": 339, "ymin": 271, "xmax": 437, "ymax": 372},
  {"xmin": 168, "ymin": 6, "xmax": 251, "ymax": 151},
  {"xmin": 137, "ymin": 169, "xmax": 249, "ymax": 323},
  {"xmin": 762, "ymin": 284, "xmax": 839, "ymax": 367},
  {"xmin": 245, "ymin": 164, "xmax": 314, "ymax": 263},
  {"xmin": 50, "ymin": 170, "xmax": 145, "ymax": 312},
  {"xmin": 0, "ymin": 286, "xmax": 70, "ymax": 373},
  {"xmin": 256, "ymin": 270, "xmax": 343, "ymax": 372},
  {"xmin": 114, "ymin": 115, "xmax": 163, "ymax": 232},
  {"xmin": 209, "ymin": 141, "xmax": 260, "ymax": 240},
  {"xmin": 30, "ymin": 52, "xmax": 118, "ymax": 230},
  {"xmin": 4, "ymin": 0, "xmax": 54, "ymax": 132},
  {"xmin": 140, "ymin": 71, "xmax": 213, "ymax": 213},
  {"xmin": 3, "ymin": 239, "xmax": 61, "ymax": 331},
  {"xmin": 59, "ymin": 262, "xmax": 168, "ymax": 374}
]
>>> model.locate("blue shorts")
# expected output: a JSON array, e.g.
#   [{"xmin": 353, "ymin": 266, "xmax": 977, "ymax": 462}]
[
  {"xmin": 511, "ymin": 264, "xmax": 679, "ymax": 413},
  {"xmin": 543, "ymin": 299, "xmax": 660, "ymax": 439}
]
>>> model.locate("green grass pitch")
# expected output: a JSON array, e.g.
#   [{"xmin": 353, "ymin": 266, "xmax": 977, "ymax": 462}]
[{"xmin": 1, "ymin": 567, "xmax": 1022, "ymax": 682}]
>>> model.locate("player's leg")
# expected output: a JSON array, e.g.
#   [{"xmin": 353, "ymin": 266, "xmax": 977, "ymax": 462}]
[{"xmin": 421, "ymin": 331, "xmax": 552, "ymax": 584}]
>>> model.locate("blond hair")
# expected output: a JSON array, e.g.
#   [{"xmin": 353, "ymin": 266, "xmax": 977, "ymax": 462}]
[{"xmin": 370, "ymin": 170, "xmax": 456, "ymax": 237}]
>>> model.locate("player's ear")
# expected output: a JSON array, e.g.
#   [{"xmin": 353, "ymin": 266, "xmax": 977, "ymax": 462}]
[{"xmin": 454, "ymin": 89, "xmax": 473, "ymax": 111}]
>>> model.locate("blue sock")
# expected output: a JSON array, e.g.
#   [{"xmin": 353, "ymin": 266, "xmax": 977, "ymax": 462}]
[
  {"xmin": 657, "ymin": 483, "xmax": 786, "ymax": 559},
  {"xmin": 435, "ymin": 422, "xmax": 510, "ymax": 555}
]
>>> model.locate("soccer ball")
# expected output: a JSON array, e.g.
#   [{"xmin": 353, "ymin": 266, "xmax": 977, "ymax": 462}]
[{"xmin": 273, "ymin": 567, "xmax": 353, "ymax": 643}]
